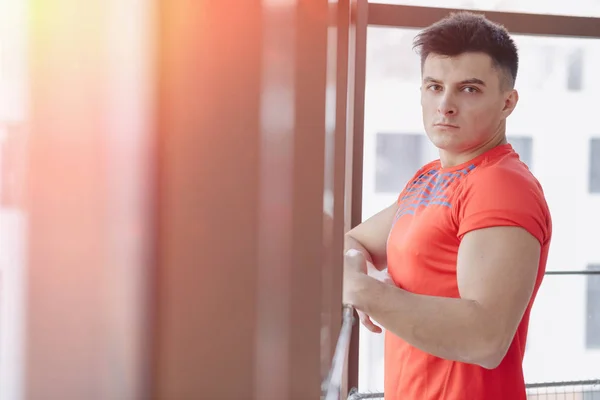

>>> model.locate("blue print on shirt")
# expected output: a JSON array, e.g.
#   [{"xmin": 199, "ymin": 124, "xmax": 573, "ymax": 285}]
[{"xmin": 394, "ymin": 164, "xmax": 476, "ymax": 221}]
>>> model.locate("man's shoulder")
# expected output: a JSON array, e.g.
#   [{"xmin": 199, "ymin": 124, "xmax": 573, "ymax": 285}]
[
  {"xmin": 466, "ymin": 155, "xmax": 543, "ymax": 194},
  {"xmin": 455, "ymin": 157, "xmax": 552, "ymax": 245}
]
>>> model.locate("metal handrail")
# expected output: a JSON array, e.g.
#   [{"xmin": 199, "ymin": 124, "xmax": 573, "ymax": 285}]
[
  {"xmin": 322, "ymin": 305, "xmax": 356, "ymax": 400},
  {"xmin": 525, "ymin": 379, "xmax": 600, "ymax": 389},
  {"xmin": 347, "ymin": 380, "xmax": 600, "ymax": 399},
  {"xmin": 544, "ymin": 270, "xmax": 600, "ymax": 275}
]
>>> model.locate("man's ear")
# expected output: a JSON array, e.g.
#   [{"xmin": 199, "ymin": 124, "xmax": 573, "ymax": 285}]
[{"xmin": 502, "ymin": 89, "xmax": 519, "ymax": 119}]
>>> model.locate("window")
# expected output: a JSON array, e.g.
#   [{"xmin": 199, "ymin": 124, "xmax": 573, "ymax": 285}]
[
  {"xmin": 507, "ymin": 136, "xmax": 533, "ymax": 169},
  {"xmin": 368, "ymin": 28, "xmax": 421, "ymax": 82},
  {"xmin": 586, "ymin": 264, "xmax": 600, "ymax": 349},
  {"xmin": 375, "ymin": 133, "xmax": 428, "ymax": 194},
  {"xmin": 567, "ymin": 48, "xmax": 584, "ymax": 91},
  {"xmin": 364, "ymin": 26, "xmax": 600, "ymax": 388},
  {"xmin": 375, "ymin": 134, "xmax": 534, "ymax": 193},
  {"xmin": 590, "ymin": 138, "xmax": 600, "ymax": 193}
]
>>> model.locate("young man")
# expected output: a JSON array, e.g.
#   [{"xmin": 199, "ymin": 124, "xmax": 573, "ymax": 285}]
[{"xmin": 343, "ymin": 12, "xmax": 552, "ymax": 400}]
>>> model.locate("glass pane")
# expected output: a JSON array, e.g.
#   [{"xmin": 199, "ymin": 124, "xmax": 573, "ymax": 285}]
[
  {"xmin": 508, "ymin": 136, "xmax": 533, "ymax": 169},
  {"xmin": 360, "ymin": 25, "xmax": 600, "ymax": 392},
  {"xmin": 375, "ymin": 133, "xmax": 432, "ymax": 194},
  {"xmin": 373, "ymin": 0, "xmax": 600, "ymax": 18},
  {"xmin": 525, "ymin": 274, "xmax": 600, "ymax": 383}
]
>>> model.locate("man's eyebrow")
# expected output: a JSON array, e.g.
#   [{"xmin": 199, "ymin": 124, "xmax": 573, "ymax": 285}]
[
  {"xmin": 460, "ymin": 78, "xmax": 486, "ymax": 86},
  {"xmin": 422, "ymin": 77, "xmax": 487, "ymax": 86},
  {"xmin": 423, "ymin": 76, "xmax": 441, "ymax": 83}
]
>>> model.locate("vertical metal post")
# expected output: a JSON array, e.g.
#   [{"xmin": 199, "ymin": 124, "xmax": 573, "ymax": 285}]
[{"xmin": 346, "ymin": 0, "xmax": 369, "ymax": 394}]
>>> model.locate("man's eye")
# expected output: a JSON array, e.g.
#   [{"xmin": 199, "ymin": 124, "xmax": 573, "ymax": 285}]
[
  {"xmin": 462, "ymin": 86, "xmax": 479, "ymax": 93},
  {"xmin": 427, "ymin": 84, "xmax": 442, "ymax": 91}
]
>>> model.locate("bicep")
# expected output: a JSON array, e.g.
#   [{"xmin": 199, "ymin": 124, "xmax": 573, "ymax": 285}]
[
  {"xmin": 457, "ymin": 226, "xmax": 541, "ymax": 341},
  {"xmin": 345, "ymin": 202, "xmax": 398, "ymax": 270}
]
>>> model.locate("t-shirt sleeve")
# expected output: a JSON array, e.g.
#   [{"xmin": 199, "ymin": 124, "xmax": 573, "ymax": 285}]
[{"xmin": 455, "ymin": 167, "xmax": 550, "ymax": 245}]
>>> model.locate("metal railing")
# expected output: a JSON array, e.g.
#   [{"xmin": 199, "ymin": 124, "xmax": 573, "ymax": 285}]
[
  {"xmin": 347, "ymin": 379, "xmax": 600, "ymax": 399},
  {"xmin": 322, "ymin": 305, "xmax": 356, "ymax": 400},
  {"xmin": 526, "ymin": 379, "xmax": 600, "ymax": 398}
]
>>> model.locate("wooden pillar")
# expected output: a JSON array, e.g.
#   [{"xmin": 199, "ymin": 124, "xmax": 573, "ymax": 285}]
[{"xmin": 153, "ymin": 1, "xmax": 335, "ymax": 399}]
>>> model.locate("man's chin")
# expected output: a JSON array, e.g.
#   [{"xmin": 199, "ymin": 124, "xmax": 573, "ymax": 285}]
[{"xmin": 428, "ymin": 136, "xmax": 457, "ymax": 152}]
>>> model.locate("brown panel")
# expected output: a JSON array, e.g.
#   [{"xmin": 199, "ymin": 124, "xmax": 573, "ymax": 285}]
[
  {"xmin": 330, "ymin": 0, "xmax": 352, "ymax": 377},
  {"xmin": 24, "ymin": 0, "xmax": 154, "ymax": 399},
  {"xmin": 153, "ymin": 0, "xmax": 262, "ymax": 398},
  {"xmin": 254, "ymin": 4, "xmax": 296, "ymax": 399},
  {"xmin": 289, "ymin": 1, "xmax": 328, "ymax": 397},
  {"xmin": 321, "ymin": 0, "xmax": 353, "ymax": 385},
  {"xmin": 368, "ymin": 3, "xmax": 600, "ymax": 38},
  {"xmin": 332, "ymin": 0, "xmax": 354, "ymax": 396},
  {"xmin": 155, "ymin": 1, "xmax": 330, "ymax": 399},
  {"xmin": 322, "ymin": 4, "xmax": 337, "ymax": 384}
]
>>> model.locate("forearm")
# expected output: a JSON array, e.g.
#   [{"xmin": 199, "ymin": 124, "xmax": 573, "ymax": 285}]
[
  {"xmin": 348, "ymin": 275, "xmax": 503, "ymax": 368},
  {"xmin": 344, "ymin": 234, "xmax": 390, "ymax": 272},
  {"xmin": 344, "ymin": 235, "xmax": 374, "ymax": 264}
]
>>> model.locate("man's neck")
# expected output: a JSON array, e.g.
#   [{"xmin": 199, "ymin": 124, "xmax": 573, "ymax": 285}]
[{"xmin": 439, "ymin": 134, "xmax": 507, "ymax": 169}]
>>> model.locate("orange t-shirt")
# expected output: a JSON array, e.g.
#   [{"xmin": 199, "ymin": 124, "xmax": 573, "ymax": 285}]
[{"xmin": 384, "ymin": 144, "xmax": 552, "ymax": 400}]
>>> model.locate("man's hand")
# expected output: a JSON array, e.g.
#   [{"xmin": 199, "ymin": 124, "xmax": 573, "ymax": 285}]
[{"xmin": 343, "ymin": 249, "xmax": 393, "ymax": 334}]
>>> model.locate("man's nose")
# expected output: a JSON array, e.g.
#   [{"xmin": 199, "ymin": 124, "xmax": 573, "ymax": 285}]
[{"xmin": 437, "ymin": 93, "xmax": 457, "ymax": 116}]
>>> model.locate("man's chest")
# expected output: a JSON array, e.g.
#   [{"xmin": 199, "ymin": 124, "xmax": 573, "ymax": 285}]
[{"xmin": 386, "ymin": 171, "xmax": 465, "ymax": 296}]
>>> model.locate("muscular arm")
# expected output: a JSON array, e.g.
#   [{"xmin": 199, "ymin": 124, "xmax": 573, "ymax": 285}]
[
  {"xmin": 343, "ymin": 202, "xmax": 398, "ymax": 333},
  {"xmin": 344, "ymin": 226, "xmax": 541, "ymax": 369},
  {"xmin": 344, "ymin": 202, "xmax": 398, "ymax": 271}
]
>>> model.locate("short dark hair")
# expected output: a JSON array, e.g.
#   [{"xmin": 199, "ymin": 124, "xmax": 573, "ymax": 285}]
[{"xmin": 413, "ymin": 12, "xmax": 519, "ymax": 89}]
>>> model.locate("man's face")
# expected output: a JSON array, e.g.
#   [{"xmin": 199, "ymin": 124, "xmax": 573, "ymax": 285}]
[{"xmin": 420, "ymin": 52, "xmax": 518, "ymax": 154}]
